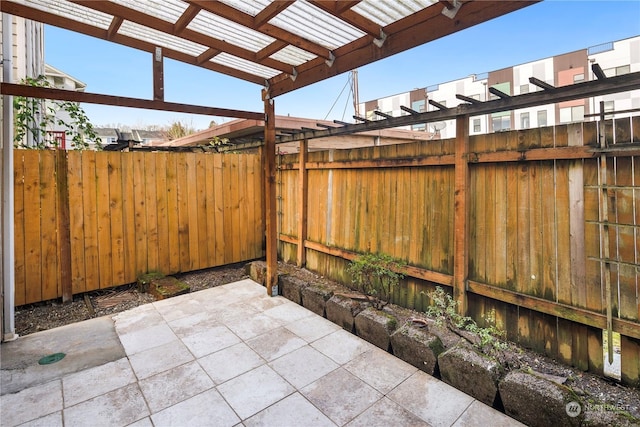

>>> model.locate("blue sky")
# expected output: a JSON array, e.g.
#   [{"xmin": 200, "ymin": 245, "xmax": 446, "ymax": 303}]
[{"xmin": 44, "ymin": 1, "xmax": 640, "ymax": 131}]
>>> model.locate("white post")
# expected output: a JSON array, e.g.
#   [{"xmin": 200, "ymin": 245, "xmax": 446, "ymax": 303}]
[{"xmin": 2, "ymin": 13, "xmax": 17, "ymax": 341}]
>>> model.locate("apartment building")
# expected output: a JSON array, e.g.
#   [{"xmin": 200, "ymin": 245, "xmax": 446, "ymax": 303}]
[{"xmin": 359, "ymin": 36, "xmax": 640, "ymax": 139}]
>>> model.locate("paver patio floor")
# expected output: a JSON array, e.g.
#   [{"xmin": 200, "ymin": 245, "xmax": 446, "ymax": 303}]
[{"xmin": 1, "ymin": 279, "xmax": 524, "ymax": 426}]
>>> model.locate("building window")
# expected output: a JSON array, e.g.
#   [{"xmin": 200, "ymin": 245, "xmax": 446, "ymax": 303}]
[
  {"xmin": 573, "ymin": 73, "xmax": 585, "ymax": 83},
  {"xmin": 560, "ymin": 106, "xmax": 585, "ymax": 123},
  {"xmin": 616, "ymin": 65, "xmax": 630, "ymax": 75},
  {"xmin": 492, "ymin": 116, "xmax": 511, "ymax": 132},
  {"xmin": 604, "ymin": 100, "xmax": 615, "ymax": 119},
  {"xmin": 604, "ymin": 64, "xmax": 631, "ymax": 77},
  {"xmin": 473, "ymin": 118, "xmax": 481, "ymax": 133},
  {"xmin": 572, "ymin": 105, "xmax": 585, "ymax": 122},
  {"xmin": 520, "ymin": 112, "xmax": 530, "ymax": 129},
  {"xmin": 53, "ymin": 76, "xmax": 64, "ymax": 88},
  {"xmin": 537, "ymin": 110, "xmax": 547, "ymax": 127},
  {"xmin": 520, "ymin": 84, "xmax": 530, "ymax": 94},
  {"xmin": 412, "ymin": 123, "xmax": 426, "ymax": 131}
]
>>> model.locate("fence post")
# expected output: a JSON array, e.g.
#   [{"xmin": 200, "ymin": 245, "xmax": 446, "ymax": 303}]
[
  {"xmin": 56, "ymin": 149, "xmax": 72, "ymax": 302},
  {"xmin": 263, "ymin": 93, "xmax": 278, "ymax": 296},
  {"xmin": 297, "ymin": 139, "xmax": 308, "ymax": 267},
  {"xmin": 454, "ymin": 114, "xmax": 470, "ymax": 315}
]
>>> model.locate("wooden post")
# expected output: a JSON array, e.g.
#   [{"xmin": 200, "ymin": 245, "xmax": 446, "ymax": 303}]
[
  {"xmin": 263, "ymin": 92, "xmax": 278, "ymax": 296},
  {"xmin": 297, "ymin": 139, "xmax": 308, "ymax": 267},
  {"xmin": 153, "ymin": 47, "xmax": 164, "ymax": 101},
  {"xmin": 454, "ymin": 115, "xmax": 470, "ymax": 315},
  {"xmin": 56, "ymin": 150, "xmax": 72, "ymax": 302}
]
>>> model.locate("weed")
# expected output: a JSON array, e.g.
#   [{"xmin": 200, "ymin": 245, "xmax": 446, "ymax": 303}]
[{"xmin": 425, "ymin": 286, "xmax": 507, "ymax": 353}]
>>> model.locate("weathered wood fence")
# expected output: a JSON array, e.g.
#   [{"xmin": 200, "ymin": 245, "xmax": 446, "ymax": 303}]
[
  {"xmin": 277, "ymin": 117, "xmax": 640, "ymax": 386},
  {"xmin": 14, "ymin": 150, "xmax": 264, "ymax": 306}
]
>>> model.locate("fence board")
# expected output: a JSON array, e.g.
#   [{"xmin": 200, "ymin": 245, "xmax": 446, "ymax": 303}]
[
  {"xmin": 67, "ymin": 151, "xmax": 87, "ymax": 294},
  {"xmin": 213, "ymin": 154, "xmax": 226, "ymax": 265},
  {"xmin": 107, "ymin": 152, "xmax": 125, "ymax": 286},
  {"xmin": 13, "ymin": 151, "xmax": 25, "ymax": 306},
  {"xmin": 541, "ymin": 162, "xmax": 557, "ymax": 302},
  {"xmin": 205, "ymin": 155, "xmax": 216, "ymax": 265},
  {"xmin": 239, "ymin": 155, "xmax": 249, "ymax": 261},
  {"xmin": 155, "ymin": 153, "xmax": 170, "ymax": 275},
  {"xmin": 620, "ymin": 335, "xmax": 640, "ymax": 386},
  {"xmin": 132, "ymin": 153, "xmax": 147, "ymax": 276},
  {"xmin": 222, "ymin": 155, "xmax": 234, "ymax": 264},
  {"xmin": 176, "ymin": 153, "xmax": 190, "ymax": 271},
  {"xmin": 96, "ymin": 153, "xmax": 113, "ymax": 289},
  {"xmin": 528, "ymin": 162, "xmax": 543, "ymax": 298},
  {"xmin": 144, "ymin": 153, "xmax": 159, "ymax": 273},
  {"xmin": 196, "ymin": 155, "xmax": 209, "ymax": 268},
  {"xmin": 166, "ymin": 154, "xmax": 180, "ymax": 274},
  {"xmin": 120, "ymin": 153, "xmax": 137, "ymax": 282},
  {"xmin": 23, "ymin": 152, "xmax": 42, "ymax": 304},
  {"xmin": 40, "ymin": 151, "xmax": 58, "ymax": 300}
]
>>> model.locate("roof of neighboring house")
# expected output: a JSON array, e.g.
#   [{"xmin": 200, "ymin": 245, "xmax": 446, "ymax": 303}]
[
  {"xmin": 93, "ymin": 127, "xmax": 119, "ymax": 138},
  {"xmin": 160, "ymin": 115, "xmax": 436, "ymax": 153},
  {"xmin": 133, "ymin": 129, "xmax": 166, "ymax": 140},
  {"xmin": 44, "ymin": 64, "xmax": 86, "ymax": 91}
]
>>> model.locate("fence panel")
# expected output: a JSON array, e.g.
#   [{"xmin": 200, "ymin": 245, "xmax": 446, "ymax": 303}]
[
  {"xmin": 14, "ymin": 150, "xmax": 264, "ymax": 305},
  {"xmin": 277, "ymin": 117, "xmax": 640, "ymax": 386}
]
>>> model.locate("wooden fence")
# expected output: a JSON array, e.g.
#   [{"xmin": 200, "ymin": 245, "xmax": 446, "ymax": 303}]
[
  {"xmin": 277, "ymin": 117, "xmax": 640, "ymax": 386},
  {"xmin": 13, "ymin": 150, "xmax": 264, "ymax": 306}
]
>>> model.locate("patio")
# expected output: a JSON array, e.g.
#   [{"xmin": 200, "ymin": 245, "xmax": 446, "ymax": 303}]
[{"xmin": 1, "ymin": 279, "xmax": 522, "ymax": 427}]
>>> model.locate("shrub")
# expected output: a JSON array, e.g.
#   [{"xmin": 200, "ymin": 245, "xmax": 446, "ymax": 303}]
[{"xmin": 347, "ymin": 253, "xmax": 405, "ymax": 309}]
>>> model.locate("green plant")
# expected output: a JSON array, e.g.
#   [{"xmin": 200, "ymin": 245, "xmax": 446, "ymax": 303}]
[
  {"xmin": 425, "ymin": 286, "xmax": 507, "ymax": 352},
  {"xmin": 13, "ymin": 75, "xmax": 101, "ymax": 150},
  {"xmin": 346, "ymin": 253, "xmax": 405, "ymax": 309}
]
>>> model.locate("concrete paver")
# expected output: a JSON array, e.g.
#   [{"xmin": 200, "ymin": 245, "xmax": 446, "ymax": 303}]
[{"xmin": 1, "ymin": 279, "xmax": 526, "ymax": 426}]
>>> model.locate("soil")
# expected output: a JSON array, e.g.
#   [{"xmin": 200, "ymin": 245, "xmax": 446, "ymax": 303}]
[{"xmin": 12, "ymin": 261, "xmax": 640, "ymax": 421}]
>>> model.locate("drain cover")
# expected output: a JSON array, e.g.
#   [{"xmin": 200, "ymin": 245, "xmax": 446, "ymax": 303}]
[{"xmin": 38, "ymin": 353, "xmax": 66, "ymax": 365}]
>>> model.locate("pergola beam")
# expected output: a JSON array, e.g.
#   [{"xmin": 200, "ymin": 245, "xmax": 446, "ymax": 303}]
[
  {"xmin": 400, "ymin": 105, "xmax": 420, "ymax": 115},
  {"xmin": 309, "ymin": 1, "xmax": 382, "ymax": 38},
  {"xmin": 529, "ymin": 76, "xmax": 556, "ymax": 91},
  {"xmin": 254, "ymin": 1, "xmax": 295, "ymax": 28},
  {"xmin": 429, "ymin": 99, "xmax": 448, "ymax": 110},
  {"xmin": 0, "ymin": 83, "xmax": 264, "ymax": 120},
  {"xmin": 276, "ymin": 71, "xmax": 640, "ymax": 142},
  {"xmin": 488, "ymin": 86, "xmax": 510, "ymax": 99},
  {"xmin": 456, "ymin": 94, "xmax": 481, "ymax": 104},
  {"xmin": 592, "ymin": 63, "xmax": 607, "ymax": 80},
  {"xmin": 174, "ymin": 4, "xmax": 201, "ymax": 34}
]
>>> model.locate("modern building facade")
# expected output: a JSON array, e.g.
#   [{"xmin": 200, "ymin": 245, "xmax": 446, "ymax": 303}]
[{"xmin": 359, "ymin": 36, "xmax": 640, "ymax": 139}]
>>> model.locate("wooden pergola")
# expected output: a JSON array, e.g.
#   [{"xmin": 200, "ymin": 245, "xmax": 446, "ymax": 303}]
[{"xmin": 0, "ymin": 0, "xmax": 539, "ymax": 302}]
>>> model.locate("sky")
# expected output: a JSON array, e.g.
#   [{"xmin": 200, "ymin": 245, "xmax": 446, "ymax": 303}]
[{"xmin": 43, "ymin": 0, "xmax": 640, "ymax": 131}]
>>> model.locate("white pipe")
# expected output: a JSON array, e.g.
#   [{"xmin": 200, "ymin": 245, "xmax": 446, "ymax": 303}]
[{"xmin": 2, "ymin": 13, "xmax": 17, "ymax": 341}]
